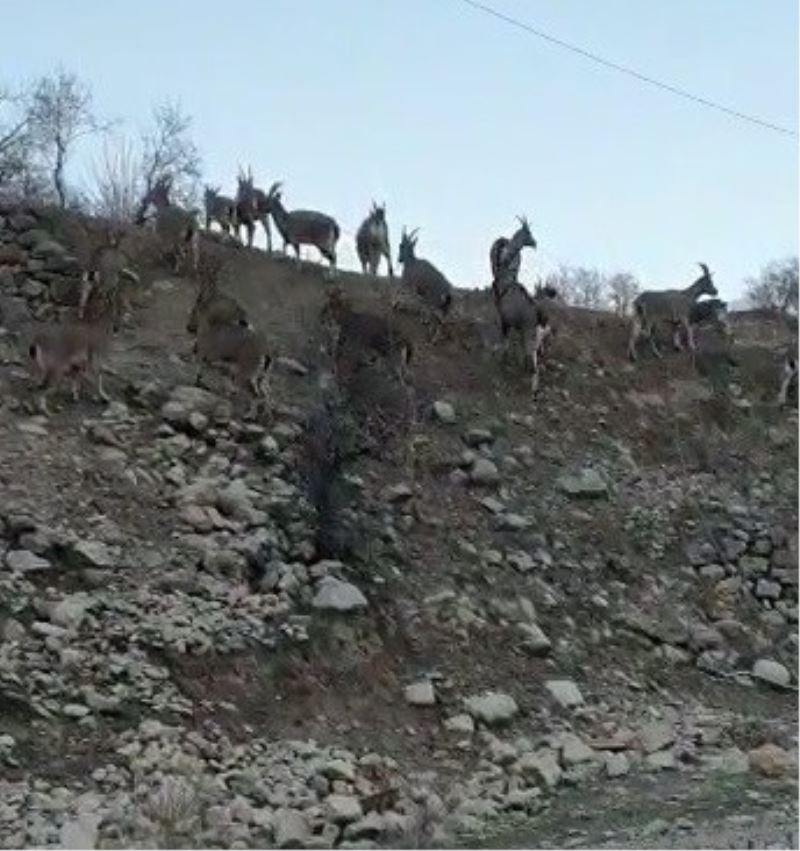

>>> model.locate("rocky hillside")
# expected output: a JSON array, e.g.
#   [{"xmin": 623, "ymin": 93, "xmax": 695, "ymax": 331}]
[{"xmin": 0, "ymin": 200, "xmax": 797, "ymax": 849}]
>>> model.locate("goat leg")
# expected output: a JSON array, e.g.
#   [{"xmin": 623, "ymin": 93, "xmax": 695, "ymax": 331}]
[
  {"xmin": 684, "ymin": 319, "xmax": 696, "ymax": 352},
  {"xmin": 97, "ymin": 369, "xmax": 110, "ymax": 403},
  {"xmin": 627, "ymin": 318, "xmax": 641, "ymax": 362}
]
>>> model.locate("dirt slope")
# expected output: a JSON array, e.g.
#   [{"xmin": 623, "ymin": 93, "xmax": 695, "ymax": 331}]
[{"xmin": 0, "ymin": 209, "xmax": 796, "ymax": 849}]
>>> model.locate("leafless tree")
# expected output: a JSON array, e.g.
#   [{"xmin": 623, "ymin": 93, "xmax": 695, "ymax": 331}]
[
  {"xmin": 607, "ymin": 271, "xmax": 640, "ymax": 316},
  {"xmin": 26, "ymin": 68, "xmax": 109, "ymax": 207},
  {"xmin": 0, "ymin": 84, "xmax": 48, "ymax": 197},
  {"xmin": 745, "ymin": 257, "xmax": 798, "ymax": 316},
  {"xmin": 139, "ymin": 101, "xmax": 201, "ymax": 209},
  {"xmin": 89, "ymin": 101, "xmax": 202, "ymax": 222},
  {"xmin": 89, "ymin": 135, "xmax": 142, "ymax": 222}
]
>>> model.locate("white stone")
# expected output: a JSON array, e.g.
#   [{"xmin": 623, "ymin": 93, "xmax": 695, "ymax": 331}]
[
  {"xmin": 432, "ymin": 400, "xmax": 456, "ymax": 423},
  {"xmin": 545, "ymin": 679, "xmax": 584, "ymax": 708},
  {"xmin": 312, "ymin": 577, "xmax": 368, "ymax": 612},
  {"xmin": 752, "ymin": 658, "xmax": 791, "ymax": 688},
  {"xmin": 405, "ymin": 680, "xmax": 436, "ymax": 706},
  {"xmin": 464, "ymin": 692, "xmax": 518, "ymax": 726}
]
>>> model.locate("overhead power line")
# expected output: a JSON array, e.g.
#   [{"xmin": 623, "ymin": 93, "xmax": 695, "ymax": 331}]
[{"xmin": 457, "ymin": 0, "xmax": 799, "ymax": 139}]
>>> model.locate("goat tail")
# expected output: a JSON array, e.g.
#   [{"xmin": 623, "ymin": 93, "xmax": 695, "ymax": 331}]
[{"xmin": 332, "ymin": 221, "xmax": 341, "ymax": 242}]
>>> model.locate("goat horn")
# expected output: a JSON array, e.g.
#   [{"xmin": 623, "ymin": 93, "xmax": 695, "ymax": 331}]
[{"xmin": 698, "ymin": 262, "xmax": 711, "ymax": 276}]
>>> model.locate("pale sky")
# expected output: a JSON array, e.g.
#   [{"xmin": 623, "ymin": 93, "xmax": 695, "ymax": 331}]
[{"xmin": 3, "ymin": 0, "xmax": 798, "ymax": 301}]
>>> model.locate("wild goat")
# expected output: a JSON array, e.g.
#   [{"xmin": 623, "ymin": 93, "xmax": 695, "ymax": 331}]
[
  {"xmin": 186, "ymin": 254, "xmax": 249, "ymax": 335},
  {"xmin": 490, "ymin": 216, "xmax": 537, "ymax": 294},
  {"xmin": 235, "ymin": 168, "xmax": 274, "ymax": 251},
  {"xmin": 628, "ymin": 263, "xmax": 718, "ymax": 361},
  {"xmin": 29, "ymin": 281, "xmax": 121, "ymax": 415},
  {"xmin": 266, "ymin": 182, "xmax": 340, "ymax": 276},
  {"xmin": 494, "ymin": 281, "xmax": 553, "ymax": 393},
  {"xmin": 321, "ymin": 287, "xmax": 411, "ymax": 384},
  {"xmin": 203, "ymin": 186, "xmax": 238, "ymax": 236},
  {"xmin": 397, "ymin": 228, "xmax": 453, "ymax": 338},
  {"xmin": 136, "ymin": 175, "xmax": 199, "ymax": 273},
  {"xmin": 195, "ymin": 319, "xmax": 272, "ymax": 401},
  {"xmin": 356, "ymin": 202, "xmax": 393, "ymax": 277},
  {"xmin": 778, "ymin": 343, "xmax": 798, "ymax": 406},
  {"xmin": 79, "ymin": 229, "xmax": 140, "ymax": 322}
]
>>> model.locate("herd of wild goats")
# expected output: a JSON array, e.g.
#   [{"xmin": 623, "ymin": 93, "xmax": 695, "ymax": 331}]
[{"xmin": 27, "ymin": 167, "xmax": 798, "ymax": 415}]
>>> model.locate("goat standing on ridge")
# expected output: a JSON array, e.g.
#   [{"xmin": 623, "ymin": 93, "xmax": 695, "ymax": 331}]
[
  {"xmin": 397, "ymin": 228, "xmax": 453, "ymax": 340},
  {"xmin": 266, "ymin": 182, "xmax": 340, "ymax": 277},
  {"xmin": 236, "ymin": 168, "xmax": 274, "ymax": 251},
  {"xmin": 628, "ymin": 263, "xmax": 718, "ymax": 361},
  {"xmin": 490, "ymin": 216, "xmax": 537, "ymax": 297},
  {"xmin": 136, "ymin": 175, "xmax": 199, "ymax": 273},
  {"xmin": 356, "ymin": 202, "xmax": 394, "ymax": 277},
  {"xmin": 204, "ymin": 186, "xmax": 238, "ymax": 237}
]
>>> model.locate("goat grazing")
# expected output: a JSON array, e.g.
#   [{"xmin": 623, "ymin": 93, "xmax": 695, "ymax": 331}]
[
  {"xmin": 235, "ymin": 168, "xmax": 274, "ymax": 251},
  {"xmin": 136, "ymin": 175, "xmax": 199, "ymax": 273},
  {"xmin": 204, "ymin": 185, "xmax": 238, "ymax": 237},
  {"xmin": 490, "ymin": 216, "xmax": 537, "ymax": 294},
  {"xmin": 29, "ymin": 281, "xmax": 121, "ymax": 415},
  {"xmin": 356, "ymin": 202, "xmax": 393, "ymax": 277},
  {"xmin": 186, "ymin": 254, "xmax": 249, "ymax": 335},
  {"xmin": 321, "ymin": 287, "xmax": 411, "ymax": 384},
  {"xmin": 628, "ymin": 263, "xmax": 718, "ymax": 361},
  {"xmin": 494, "ymin": 281, "xmax": 553, "ymax": 393},
  {"xmin": 397, "ymin": 228, "xmax": 453, "ymax": 338},
  {"xmin": 79, "ymin": 228, "xmax": 140, "ymax": 322},
  {"xmin": 195, "ymin": 319, "xmax": 272, "ymax": 402},
  {"xmin": 266, "ymin": 182, "xmax": 340, "ymax": 276}
]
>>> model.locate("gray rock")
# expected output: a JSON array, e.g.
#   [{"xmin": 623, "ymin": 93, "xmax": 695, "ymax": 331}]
[
  {"xmin": 752, "ymin": 658, "xmax": 791, "ymax": 689},
  {"xmin": 432, "ymin": 400, "xmax": 456, "ymax": 424},
  {"xmin": 69, "ymin": 540, "xmax": 116, "ymax": 569},
  {"xmin": 48, "ymin": 593, "xmax": 91, "ymax": 630},
  {"xmin": 739, "ymin": 555, "xmax": 769, "ymax": 578},
  {"xmin": 545, "ymin": 679, "xmax": 584, "ymax": 708},
  {"xmin": 517, "ymin": 748, "xmax": 562, "ymax": 788},
  {"xmin": 405, "ymin": 680, "xmax": 436, "ymax": 706},
  {"xmin": 344, "ymin": 812, "xmax": 386, "ymax": 841},
  {"xmin": 59, "ymin": 814, "xmax": 101, "ymax": 850},
  {"xmin": 444, "ymin": 714, "xmax": 475, "ymax": 734},
  {"xmin": 638, "ymin": 721, "xmax": 675, "ymax": 754},
  {"xmin": 320, "ymin": 759, "xmax": 356, "ymax": 782},
  {"xmin": 710, "ymin": 747, "xmax": 749, "ymax": 775},
  {"xmin": 312, "ymin": 577, "xmax": 368, "ymax": 612},
  {"xmin": 646, "ymin": 749, "xmax": 677, "ymax": 771},
  {"xmin": 755, "ymin": 579, "xmax": 781, "ymax": 600},
  {"xmin": 5, "ymin": 549, "xmax": 51, "ymax": 572},
  {"xmin": 517, "ymin": 622, "xmax": 551, "ymax": 655},
  {"xmin": 325, "ymin": 794, "xmax": 363, "ymax": 824},
  {"xmin": 274, "ymin": 808, "xmax": 312, "ymax": 848},
  {"xmin": 469, "ymin": 458, "xmax": 500, "ymax": 487},
  {"xmin": 604, "ymin": 752, "xmax": 630, "ymax": 778},
  {"xmin": 463, "ymin": 691, "xmax": 518, "ymax": 726},
  {"xmin": 557, "ymin": 468, "xmax": 608, "ymax": 499},
  {"xmin": 560, "ymin": 733, "xmax": 595, "ymax": 765}
]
